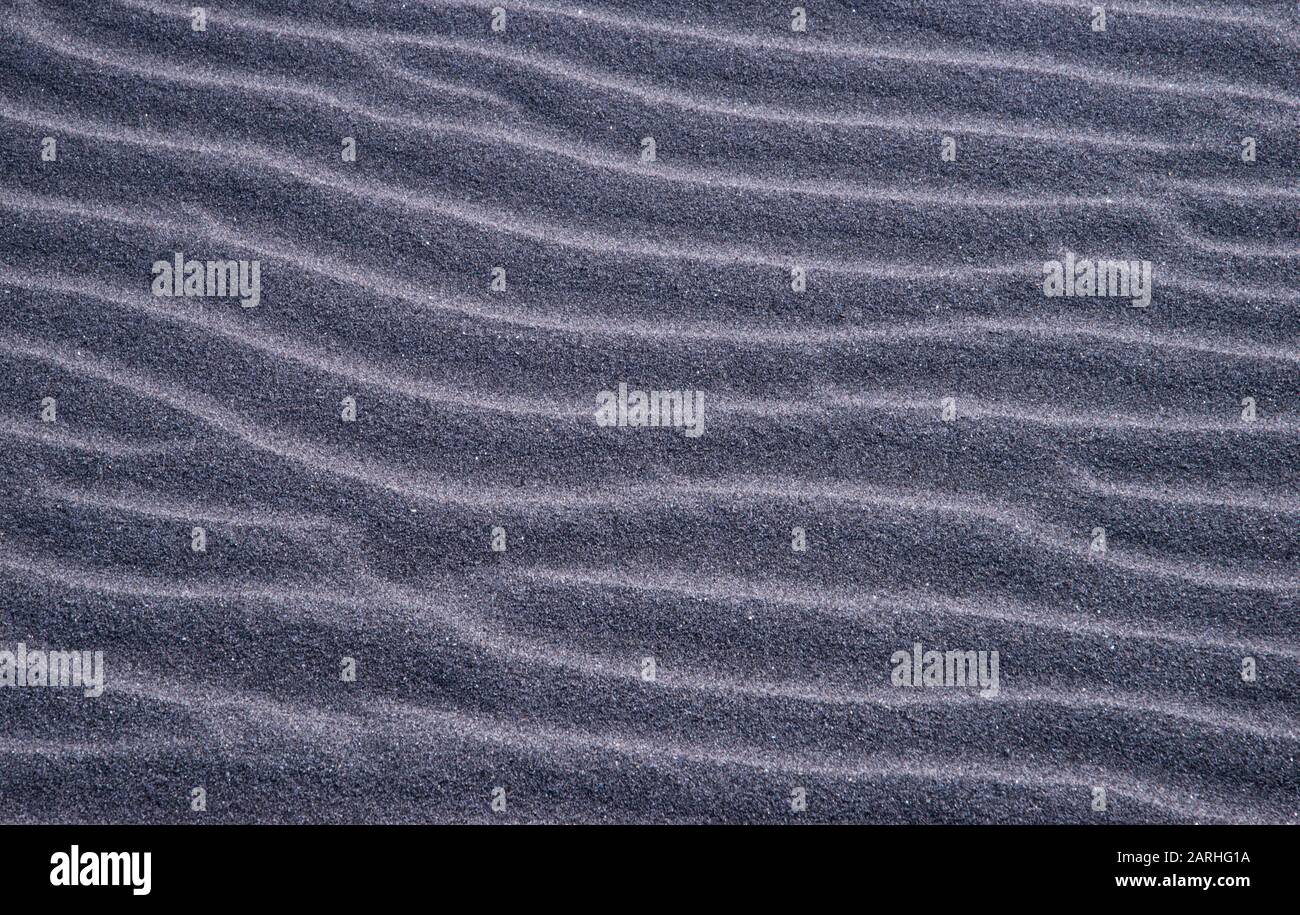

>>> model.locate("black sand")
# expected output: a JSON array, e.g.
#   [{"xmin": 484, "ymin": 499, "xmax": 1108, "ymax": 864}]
[{"xmin": 0, "ymin": 0, "xmax": 1296, "ymax": 823}]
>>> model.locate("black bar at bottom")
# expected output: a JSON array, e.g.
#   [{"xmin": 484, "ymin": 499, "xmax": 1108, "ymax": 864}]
[{"xmin": 1, "ymin": 824, "xmax": 1283, "ymax": 900}]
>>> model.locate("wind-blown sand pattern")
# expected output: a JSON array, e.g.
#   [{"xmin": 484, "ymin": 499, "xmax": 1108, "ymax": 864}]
[{"xmin": 0, "ymin": 0, "xmax": 1296, "ymax": 824}]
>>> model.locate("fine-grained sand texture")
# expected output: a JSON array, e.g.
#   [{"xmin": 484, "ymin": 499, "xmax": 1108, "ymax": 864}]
[{"xmin": 0, "ymin": 0, "xmax": 1296, "ymax": 823}]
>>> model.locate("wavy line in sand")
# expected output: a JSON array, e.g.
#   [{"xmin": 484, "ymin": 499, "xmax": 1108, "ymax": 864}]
[
  {"xmin": 105, "ymin": 672, "xmax": 1293, "ymax": 823},
  {"xmin": 1, "ymin": 334, "xmax": 1294, "ymax": 595},
  {"xmin": 0, "ymin": 413, "xmax": 185, "ymax": 458},
  {"xmin": 715, "ymin": 390, "xmax": 1300, "ymax": 435},
  {"xmin": 1159, "ymin": 177, "xmax": 1300, "ymax": 202},
  {"xmin": 6, "ymin": 16, "xmax": 1197, "ymax": 216},
  {"xmin": 418, "ymin": 0, "xmax": 1300, "ymax": 102},
  {"xmin": 4, "ymin": 263, "xmax": 1295, "ymax": 368},
  {"xmin": 503, "ymin": 565, "xmax": 1300, "ymax": 662},
  {"xmin": 0, "ymin": 109, "xmax": 1053, "ymax": 282},
  {"xmin": 34, "ymin": 481, "xmax": 351, "ymax": 534},
  {"xmin": 360, "ymin": 45, "xmax": 521, "ymax": 110},
  {"xmin": 1067, "ymin": 467, "xmax": 1300, "ymax": 516},
  {"xmin": 104, "ymin": 0, "xmax": 1200, "ymax": 150},
  {"xmin": 25, "ymin": 7, "xmax": 1299, "ymax": 259},
  {"xmin": 998, "ymin": 0, "xmax": 1299, "ymax": 31},
  {"xmin": 656, "ymin": 477, "xmax": 1300, "ymax": 593},
  {"xmin": 1, "ymin": 544, "xmax": 1296, "ymax": 743},
  {"xmin": 21, "ymin": 9, "xmax": 1300, "ymax": 270},
  {"xmin": 0, "ymin": 735, "xmax": 196, "ymax": 759},
  {"xmin": 1, "ymin": 159, "xmax": 1295, "ymax": 316},
  {"xmin": 0, "ymin": 266, "xmax": 579, "ymax": 420}
]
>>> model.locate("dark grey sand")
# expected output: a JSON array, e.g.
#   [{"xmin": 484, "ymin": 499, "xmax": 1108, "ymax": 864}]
[{"xmin": 0, "ymin": 0, "xmax": 1296, "ymax": 823}]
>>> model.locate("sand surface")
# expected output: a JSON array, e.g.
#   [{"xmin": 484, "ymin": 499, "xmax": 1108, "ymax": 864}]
[{"xmin": 0, "ymin": 0, "xmax": 1296, "ymax": 823}]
